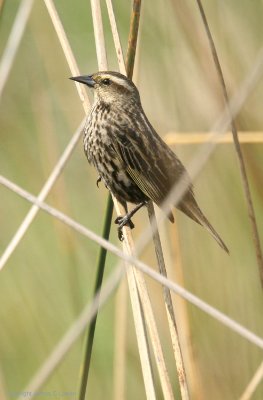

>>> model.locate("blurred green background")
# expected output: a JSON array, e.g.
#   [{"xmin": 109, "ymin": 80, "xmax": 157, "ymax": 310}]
[{"xmin": 0, "ymin": 0, "xmax": 262, "ymax": 399}]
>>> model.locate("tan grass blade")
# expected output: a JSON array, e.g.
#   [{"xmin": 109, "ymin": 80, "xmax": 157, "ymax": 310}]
[
  {"xmin": 164, "ymin": 220, "xmax": 205, "ymax": 399},
  {"xmin": 113, "ymin": 279, "xmax": 128, "ymax": 400},
  {"xmin": 239, "ymin": 360, "xmax": 263, "ymax": 400},
  {"xmin": 0, "ymin": 0, "xmax": 90, "ymax": 271},
  {"xmin": 113, "ymin": 199, "xmax": 174, "ymax": 400},
  {"xmin": 16, "ymin": 267, "xmax": 124, "ymax": 398},
  {"xmin": 165, "ymin": 131, "xmax": 263, "ymax": 145},
  {"xmin": 1, "ymin": 174, "xmax": 263, "ymax": 351},
  {"xmin": 44, "ymin": 0, "xmax": 89, "ymax": 110},
  {"xmin": 0, "ymin": 0, "xmax": 34, "ymax": 100},
  {"xmin": 105, "ymin": 0, "xmax": 126, "ymax": 75},
  {"xmin": 0, "ymin": 119, "xmax": 85, "ymax": 271},
  {"xmin": 195, "ymin": 0, "xmax": 263, "ymax": 286},
  {"xmin": 147, "ymin": 202, "xmax": 189, "ymax": 399}
]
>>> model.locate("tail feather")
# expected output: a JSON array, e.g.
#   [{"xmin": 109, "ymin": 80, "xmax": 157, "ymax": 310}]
[{"xmin": 178, "ymin": 200, "xmax": 229, "ymax": 254}]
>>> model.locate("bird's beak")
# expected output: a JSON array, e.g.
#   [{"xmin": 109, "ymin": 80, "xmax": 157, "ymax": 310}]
[{"xmin": 69, "ymin": 75, "xmax": 96, "ymax": 87}]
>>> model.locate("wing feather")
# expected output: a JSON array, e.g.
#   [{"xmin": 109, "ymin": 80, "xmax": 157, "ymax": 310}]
[
  {"xmin": 108, "ymin": 110, "xmax": 190, "ymax": 223},
  {"xmin": 114, "ymin": 132, "xmax": 167, "ymax": 200}
]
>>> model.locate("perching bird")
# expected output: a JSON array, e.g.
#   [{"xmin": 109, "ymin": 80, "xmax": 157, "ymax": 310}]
[{"xmin": 70, "ymin": 71, "xmax": 229, "ymax": 253}]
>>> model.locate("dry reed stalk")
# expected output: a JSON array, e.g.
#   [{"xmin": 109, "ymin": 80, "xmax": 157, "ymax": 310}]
[
  {"xmin": 1, "ymin": 174, "xmax": 263, "ymax": 351},
  {"xmin": 0, "ymin": 0, "xmax": 90, "ymax": 271},
  {"xmin": 163, "ymin": 221, "xmax": 205, "ymax": 400},
  {"xmin": 0, "ymin": 118, "xmax": 85, "ymax": 271},
  {"xmin": 116, "ymin": 201, "xmax": 174, "ymax": 399},
  {"xmin": 165, "ymin": 131, "xmax": 263, "ymax": 145},
  {"xmin": 239, "ymin": 360, "xmax": 263, "ymax": 400},
  {"xmin": 0, "ymin": 0, "xmax": 34, "ymax": 99},
  {"xmin": 147, "ymin": 203, "xmax": 189, "ymax": 399},
  {"xmin": 113, "ymin": 279, "xmax": 128, "ymax": 400},
  {"xmin": 195, "ymin": 0, "xmax": 263, "ymax": 287},
  {"xmin": 44, "ymin": 0, "xmax": 89, "ymax": 110},
  {"xmin": 16, "ymin": 266, "xmax": 124, "ymax": 399},
  {"xmin": 0, "ymin": 366, "xmax": 7, "ymax": 400},
  {"xmin": 105, "ymin": 0, "xmax": 126, "ymax": 74}
]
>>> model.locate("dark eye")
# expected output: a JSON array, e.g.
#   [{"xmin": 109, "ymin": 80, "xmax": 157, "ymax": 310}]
[{"xmin": 102, "ymin": 78, "xmax": 110, "ymax": 85}]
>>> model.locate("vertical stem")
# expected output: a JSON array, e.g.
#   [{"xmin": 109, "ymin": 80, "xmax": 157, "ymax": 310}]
[
  {"xmin": 125, "ymin": 0, "xmax": 141, "ymax": 78},
  {"xmin": 77, "ymin": 196, "xmax": 113, "ymax": 400},
  {"xmin": 147, "ymin": 202, "xmax": 189, "ymax": 400},
  {"xmin": 195, "ymin": 0, "xmax": 263, "ymax": 287}
]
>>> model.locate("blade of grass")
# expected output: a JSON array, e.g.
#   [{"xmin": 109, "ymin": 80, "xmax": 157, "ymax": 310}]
[
  {"xmin": 112, "ymin": 197, "xmax": 173, "ymax": 399},
  {"xmin": 16, "ymin": 266, "xmax": 125, "ymax": 399},
  {"xmin": 0, "ymin": 118, "xmax": 86, "ymax": 271},
  {"xmin": 1, "ymin": 175, "xmax": 263, "ymax": 351},
  {"xmin": 195, "ymin": 0, "xmax": 263, "ymax": 287},
  {"xmin": 239, "ymin": 360, "xmax": 263, "ymax": 400},
  {"xmin": 163, "ymin": 220, "xmax": 205, "ymax": 399},
  {"xmin": 0, "ymin": 0, "xmax": 90, "ymax": 271},
  {"xmin": 0, "ymin": 0, "xmax": 34, "ymax": 100},
  {"xmin": 105, "ymin": 0, "xmax": 126, "ymax": 74},
  {"xmin": 164, "ymin": 131, "xmax": 263, "ymax": 145},
  {"xmin": 44, "ymin": 0, "xmax": 89, "ymax": 109},
  {"xmin": 113, "ymin": 278, "xmax": 128, "ymax": 400},
  {"xmin": 147, "ymin": 202, "xmax": 189, "ymax": 399},
  {"xmin": 77, "ymin": 196, "xmax": 113, "ymax": 400}
]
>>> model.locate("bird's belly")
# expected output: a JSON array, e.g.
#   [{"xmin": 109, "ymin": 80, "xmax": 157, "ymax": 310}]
[
  {"xmin": 84, "ymin": 131, "xmax": 147, "ymax": 205},
  {"xmin": 98, "ymin": 155, "xmax": 147, "ymax": 205}
]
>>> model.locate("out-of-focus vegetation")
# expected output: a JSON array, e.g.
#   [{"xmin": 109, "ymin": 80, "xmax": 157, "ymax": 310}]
[{"xmin": 0, "ymin": 1, "xmax": 262, "ymax": 399}]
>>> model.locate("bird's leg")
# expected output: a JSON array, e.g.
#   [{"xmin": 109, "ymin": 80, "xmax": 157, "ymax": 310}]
[
  {"xmin": 96, "ymin": 176, "xmax": 102, "ymax": 187},
  {"xmin": 115, "ymin": 202, "xmax": 146, "ymax": 241}
]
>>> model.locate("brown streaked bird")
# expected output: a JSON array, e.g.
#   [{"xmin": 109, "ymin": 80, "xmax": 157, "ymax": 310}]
[{"xmin": 70, "ymin": 71, "xmax": 229, "ymax": 253}]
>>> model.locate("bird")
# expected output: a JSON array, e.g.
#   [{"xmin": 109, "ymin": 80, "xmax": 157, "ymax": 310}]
[{"xmin": 70, "ymin": 71, "xmax": 229, "ymax": 253}]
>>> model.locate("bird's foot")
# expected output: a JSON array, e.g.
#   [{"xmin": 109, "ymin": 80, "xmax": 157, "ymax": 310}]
[
  {"xmin": 96, "ymin": 176, "xmax": 102, "ymax": 187},
  {"xmin": 115, "ymin": 216, "xmax": 135, "ymax": 241}
]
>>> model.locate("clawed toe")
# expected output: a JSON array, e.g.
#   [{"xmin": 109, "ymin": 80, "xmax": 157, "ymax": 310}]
[
  {"xmin": 114, "ymin": 202, "xmax": 146, "ymax": 240},
  {"xmin": 96, "ymin": 176, "xmax": 102, "ymax": 187},
  {"xmin": 114, "ymin": 216, "xmax": 123, "ymax": 225},
  {"xmin": 114, "ymin": 216, "xmax": 134, "ymax": 230},
  {"xmin": 115, "ymin": 215, "xmax": 135, "ymax": 241}
]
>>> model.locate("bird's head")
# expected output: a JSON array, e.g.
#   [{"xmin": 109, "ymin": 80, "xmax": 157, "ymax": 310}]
[{"xmin": 70, "ymin": 71, "xmax": 140, "ymax": 105}]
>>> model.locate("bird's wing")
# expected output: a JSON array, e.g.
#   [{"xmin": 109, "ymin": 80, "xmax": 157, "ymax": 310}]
[{"xmin": 112, "ymin": 125, "xmax": 176, "ymax": 211}]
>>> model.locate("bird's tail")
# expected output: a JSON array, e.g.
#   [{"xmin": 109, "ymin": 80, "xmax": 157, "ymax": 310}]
[{"xmin": 179, "ymin": 199, "xmax": 229, "ymax": 254}]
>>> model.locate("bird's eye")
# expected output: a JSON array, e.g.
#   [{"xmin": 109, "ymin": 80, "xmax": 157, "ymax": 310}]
[{"xmin": 102, "ymin": 78, "xmax": 111, "ymax": 85}]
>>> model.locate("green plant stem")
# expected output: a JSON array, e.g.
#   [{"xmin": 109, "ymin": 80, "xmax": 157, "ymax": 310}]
[{"xmin": 77, "ymin": 195, "xmax": 113, "ymax": 400}]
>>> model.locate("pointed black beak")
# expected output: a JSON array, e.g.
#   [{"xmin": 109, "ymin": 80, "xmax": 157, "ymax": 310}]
[{"xmin": 69, "ymin": 75, "xmax": 96, "ymax": 87}]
